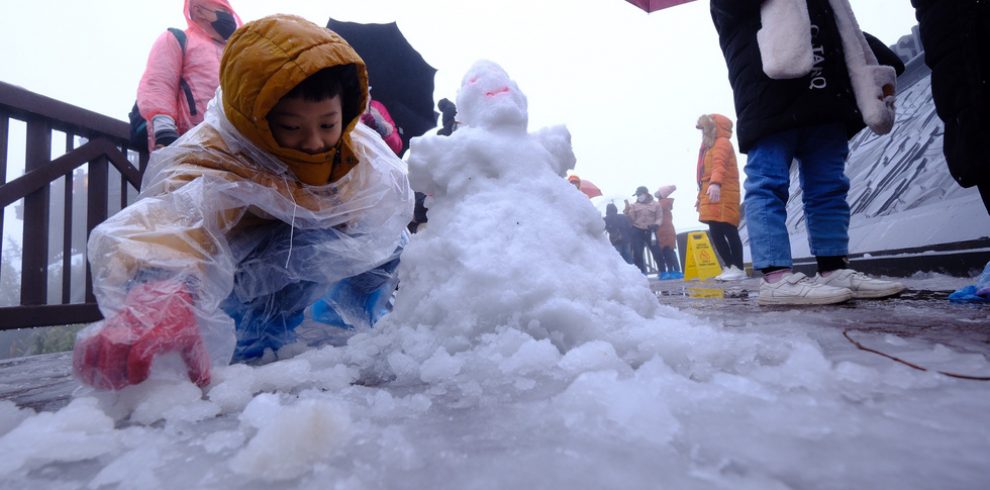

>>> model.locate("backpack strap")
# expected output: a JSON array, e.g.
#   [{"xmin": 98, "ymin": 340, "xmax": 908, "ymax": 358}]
[
  {"xmin": 166, "ymin": 27, "xmax": 197, "ymax": 116},
  {"xmin": 167, "ymin": 27, "xmax": 187, "ymax": 53}
]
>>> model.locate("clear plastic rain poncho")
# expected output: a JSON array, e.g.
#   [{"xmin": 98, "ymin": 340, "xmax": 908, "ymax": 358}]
[{"xmin": 74, "ymin": 15, "xmax": 413, "ymax": 389}]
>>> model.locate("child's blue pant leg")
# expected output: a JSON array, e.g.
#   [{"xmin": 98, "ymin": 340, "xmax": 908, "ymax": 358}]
[
  {"xmin": 312, "ymin": 232, "xmax": 406, "ymax": 330},
  {"xmin": 312, "ymin": 255, "xmax": 401, "ymax": 329},
  {"xmin": 223, "ymin": 278, "xmax": 322, "ymax": 362},
  {"xmin": 222, "ymin": 223, "xmax": 340, "ymax": 362}
]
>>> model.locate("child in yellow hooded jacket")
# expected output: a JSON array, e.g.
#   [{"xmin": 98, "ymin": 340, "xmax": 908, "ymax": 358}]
[{"xmin": 73, "ymin": 15, "xmax": 413, "ymax": 390}]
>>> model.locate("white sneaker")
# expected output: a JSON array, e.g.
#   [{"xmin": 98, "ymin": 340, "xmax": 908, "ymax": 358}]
[
  {"xmin": 719, "ymin": 266, "xmax": 748, "ymax": 281},
  {"xmin": 814, "ymin": 269, "xmax": 905, "ymax": 299},
  {"xmin": 758, "ymin": 272, "xmax": 853, "ymax": 305},
  {"xmin": 713, "ymin": 266, "xmax": 736, "ymax": 281}
]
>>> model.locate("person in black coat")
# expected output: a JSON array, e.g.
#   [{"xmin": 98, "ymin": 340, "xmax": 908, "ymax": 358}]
[
  {"xmin": 437, "ymin": 98, "xmax": 459, "ymax": 137},
  {"xmin": 407, "ymin": 98, "xmax": 461, "ymax": 233},
  {"xmin": 710, "ymin": 0, "xmax": 905, "ymax": 305},
  {"xmin": 911, "ymin": 0, "xmax": 990, "ymax": 215},
  {"xmin": 604, "ymin": 203, "xmax": 635, "ymax": 265}
]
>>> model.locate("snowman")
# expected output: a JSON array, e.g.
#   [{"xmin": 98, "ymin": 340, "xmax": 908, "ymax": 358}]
[{"xmin": 394, "ymin": 60, "xmax": 661, "ymax": 353}]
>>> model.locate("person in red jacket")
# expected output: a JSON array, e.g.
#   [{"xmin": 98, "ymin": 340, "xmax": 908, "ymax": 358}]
[{"xmin": 136, "ymin": 0, "xmax": 241, "ymax": 151}]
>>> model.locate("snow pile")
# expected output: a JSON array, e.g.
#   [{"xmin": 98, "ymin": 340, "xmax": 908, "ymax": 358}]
[
  {"xmin": 0, "ymin": 61, "xmax": 988, "ymax": 489},
  {"xmin": 397, "ymin": 59, "xmax": 661, "ymax": 359}
]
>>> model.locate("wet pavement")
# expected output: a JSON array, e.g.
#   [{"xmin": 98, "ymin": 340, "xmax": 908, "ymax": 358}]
[
  {"xmin": 650, "ymin": 274, "xmax": 990, "ymax": 360},
  {"xmin": 0, "ymin": 351, "xmax": 75, "ymax": 412}
]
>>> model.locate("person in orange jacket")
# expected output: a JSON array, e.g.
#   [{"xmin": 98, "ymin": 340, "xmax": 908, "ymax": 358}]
[
  {"xmin": 695, "ymin": 114, "xmax": 746, "ymax": 281},
  {"xmin": 136, "ymin": 0, "xmax": 242, "ymax": 151},
  {"xmin": 73, "ymin": 15, "xmax": 413, "ymax": 390},
  {"xmin": 567, "ymin": 174, "xmax": 582, "ymax": 191}
]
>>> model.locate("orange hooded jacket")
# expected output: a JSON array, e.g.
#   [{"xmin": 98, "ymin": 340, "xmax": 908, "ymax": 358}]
[{"xmin": 696, "ymin": 114, "xmax": 741, "ymax": 226}]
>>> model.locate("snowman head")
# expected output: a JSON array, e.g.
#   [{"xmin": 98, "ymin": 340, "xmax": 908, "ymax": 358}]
[{"xmin": 456, "ymin": 60, "xmax": 528, "ymax": 131}]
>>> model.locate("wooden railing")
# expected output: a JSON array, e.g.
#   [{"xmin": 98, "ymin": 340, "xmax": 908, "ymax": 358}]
[{"xmin": 0, "ymin": 81, "xmax": 148, "ymax": 329}]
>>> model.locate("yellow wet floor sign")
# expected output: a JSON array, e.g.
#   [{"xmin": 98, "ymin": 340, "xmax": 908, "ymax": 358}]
[{"xmin": 683, "ymin": 232, "xmax": 723, "ymax": 281}]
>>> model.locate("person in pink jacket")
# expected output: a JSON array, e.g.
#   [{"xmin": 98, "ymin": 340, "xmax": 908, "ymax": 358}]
[
  {"xmin": 137, "ymin": 0, "xmax": 241, "ymax": 150},
  {"xmin": 361, "ymin": 99, "xmax": 404, "ymax": 156}
]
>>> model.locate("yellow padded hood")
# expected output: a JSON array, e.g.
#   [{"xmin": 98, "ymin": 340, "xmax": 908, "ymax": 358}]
[{"xmin": 220, "ymin": 14, "xmax": 369, "ymax": 185}]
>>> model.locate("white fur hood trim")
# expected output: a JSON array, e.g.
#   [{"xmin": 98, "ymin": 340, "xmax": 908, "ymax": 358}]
[{"xmin": 756, "ymin": 0, "xmax": 897, "ymax": 135}]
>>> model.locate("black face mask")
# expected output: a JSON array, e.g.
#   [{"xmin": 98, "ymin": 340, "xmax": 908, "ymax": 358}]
[{"xmin": 211, "ymin": 10, "xmax": 236, "ymax": 40}]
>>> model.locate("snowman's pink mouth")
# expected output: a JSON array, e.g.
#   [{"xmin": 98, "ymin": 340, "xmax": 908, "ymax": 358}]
[{"xmin": 485, "ymin": 86, "xmax": 510, "ymax": 97}]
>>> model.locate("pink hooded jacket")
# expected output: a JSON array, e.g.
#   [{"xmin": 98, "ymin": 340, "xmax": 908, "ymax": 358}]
[
  {"xmin": 136, "ymin": 0, "xmax": 241, "ymax": 147},
  {"xmin": 363, "ymin": 99, "xmax": 404, "ymax": 156}
]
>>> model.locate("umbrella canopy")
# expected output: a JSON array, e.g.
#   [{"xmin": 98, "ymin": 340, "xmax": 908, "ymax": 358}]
[
  {"xmin": 624, "ymin": 0, "xmax": 695, "ymax": 13},
  {"xmin": 580, "ymin": 179, "xmax": 603, "ymax": 199},
  {"xmin": 327, "ymin": 18, "xmax": 437, "ymax": 153}
]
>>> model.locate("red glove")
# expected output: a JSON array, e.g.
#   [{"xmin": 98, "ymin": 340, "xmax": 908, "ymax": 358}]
[{"xmin": 73, "ymin": 280, "xmax": 210, "ymax": 390}]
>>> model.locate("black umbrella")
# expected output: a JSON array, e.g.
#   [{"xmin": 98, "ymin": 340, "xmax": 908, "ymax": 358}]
[{"xmin": 327, "ymin": 18, "xmax": 437, "ymax": 153}]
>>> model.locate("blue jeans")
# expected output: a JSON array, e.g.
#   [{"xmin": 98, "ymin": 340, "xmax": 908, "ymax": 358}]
[
  {"xmin": 630, "ymin": 227, "xmax": 662, "ymax": 273},
  {"xmin": 743, "ymin": 124, "xmax": 850, "ymax": 270}
]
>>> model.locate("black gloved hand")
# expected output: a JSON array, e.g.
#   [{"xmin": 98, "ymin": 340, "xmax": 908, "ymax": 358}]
[{"xmin": 154, "ymin": 128, "xmax": 179, "ymax": 147}]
